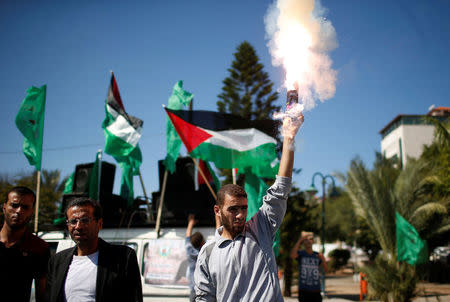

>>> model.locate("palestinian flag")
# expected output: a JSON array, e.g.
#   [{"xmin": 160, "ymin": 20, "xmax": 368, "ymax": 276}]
[
  {"xmin": 102, "ymin": 73, "xmax": 143, "ymax": 206},
  {"xmin": 164, "ymin": 108, "xmax": 279, "ymax": 177},
  {"xmin": 102, "ymin": 74, "xmax": 143, "ymax": 157}
]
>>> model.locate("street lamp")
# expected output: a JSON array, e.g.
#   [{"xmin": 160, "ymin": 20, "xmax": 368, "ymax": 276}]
[{"xmin": 305, "ymin": 172, "xmax": 337, "ymax": 296}]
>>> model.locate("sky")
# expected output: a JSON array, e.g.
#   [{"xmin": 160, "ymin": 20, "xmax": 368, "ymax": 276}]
[{"xmin": 1, "ymin": 0, "xmax": 449, "ymax": 201}]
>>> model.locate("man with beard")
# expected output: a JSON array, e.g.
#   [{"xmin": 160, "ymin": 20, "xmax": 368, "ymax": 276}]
[
  {"xmin": 0, "ymin": 186, "xmax": 50, "ymax": 302},
  {"xmin": 45, "ymin": 197, "xmax": 142, "ymax": 302},
  {"xmin": 194, "ymin": 113, "xmax": 304, "ymax": 301}
]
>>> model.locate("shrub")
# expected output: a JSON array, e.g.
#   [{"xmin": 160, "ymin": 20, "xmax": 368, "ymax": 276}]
[{"xmin": 328, "ymin": 248, "xmax": 351, "ymax": 271}]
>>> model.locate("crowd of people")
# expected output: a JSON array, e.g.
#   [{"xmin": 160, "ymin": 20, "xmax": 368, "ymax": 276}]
[{"xmin": 0, "ymin": 111, "xmax": 325, "ymax": 302}]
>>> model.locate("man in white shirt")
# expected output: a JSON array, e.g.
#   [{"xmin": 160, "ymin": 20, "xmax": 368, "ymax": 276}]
[{"xmin": 45, "ymin": 197, "xmax": 142, "ymax": 302}]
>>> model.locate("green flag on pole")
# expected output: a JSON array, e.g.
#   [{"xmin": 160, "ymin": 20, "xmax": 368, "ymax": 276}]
[
  {"xmin": 15, "ymin": 85, "xmax": 46, "ymax": 171},
  {"xmin": 244, "ymin": 170, "xmax": 281, "ymax": 256},
  {"xmin": 396, "ymin": 211, "xmax": 428, "ymax": 265},
  {"xmin": 115, "ymin": 147, "xmax": 142, "ymax": 206},
  {"xmin": 163, "ymin": 81, "xmax": 193, "ymax": 173},
  {"xmin": 63, "ymin": 172, "xmax": 74, "ymax": 194}
]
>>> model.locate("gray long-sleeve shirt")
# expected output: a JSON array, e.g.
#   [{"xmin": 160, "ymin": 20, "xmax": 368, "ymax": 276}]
[{"xmin": 194, "ymin": 176, "xmax": 291, "ymax": 302}]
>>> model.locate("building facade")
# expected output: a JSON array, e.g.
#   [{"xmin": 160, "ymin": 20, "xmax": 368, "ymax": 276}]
[{"xmin": 380, "ymin": 107, "xmax": 449, "ymax": 168}]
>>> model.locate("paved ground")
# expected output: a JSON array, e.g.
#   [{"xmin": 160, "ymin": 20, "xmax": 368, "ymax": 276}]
[{"xmin": 144, "ymin": 274, "xmax": 450, "ymax": 301}]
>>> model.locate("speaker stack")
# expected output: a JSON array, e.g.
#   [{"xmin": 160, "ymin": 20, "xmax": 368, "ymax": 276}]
[
  {"xmin": 60, "ymin": 161, "xmax": 127, "ymax": 226},
  {"xmin": 152, "ymin": 157, "xmax": 217, "ymax": 226}
]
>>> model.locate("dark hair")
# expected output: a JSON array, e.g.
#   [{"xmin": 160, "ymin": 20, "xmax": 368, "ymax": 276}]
[
  {"xmin": 190, "ymin": 232, "xmax": 204, "ymax": 250},
  {"xmin": 216, "ymin": 184, "xmax": 247, "ymax": 207},
  {"xmin": 6, "ymin": 186, "xmax": 36, "ymax": 206},
  {"xmin": 65, "ymin": 197, "xmax": 103, "ymax": 221}
]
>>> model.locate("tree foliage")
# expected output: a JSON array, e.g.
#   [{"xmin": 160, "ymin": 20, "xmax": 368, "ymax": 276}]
[
  {"xmin": 217, "ymin": 41, "xmax": 280, "ymax": 121},
  {"xmin": 342, "ymin": 143, "xmax": 449, "ymax": 301}
]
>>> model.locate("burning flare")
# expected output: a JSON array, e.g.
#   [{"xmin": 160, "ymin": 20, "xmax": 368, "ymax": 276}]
[{"xmin": 265, "ymin": 0, "xmax": 338, "ymax": 110}]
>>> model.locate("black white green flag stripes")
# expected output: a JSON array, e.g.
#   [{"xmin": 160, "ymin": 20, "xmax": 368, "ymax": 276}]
[
  {"xmin": 102, "ymin": 74, "xmax": 143, "ymax": 157},
  {"xmin": 102, "ymin": 73, "xmax": 142, "ymax": 206}
]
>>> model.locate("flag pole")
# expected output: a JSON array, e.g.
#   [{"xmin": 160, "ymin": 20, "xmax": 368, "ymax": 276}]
[
  {"xmin": 34, "ymin": 170, "xmax": 41, "ymax": 233},
  {"xmin": 155, "ymin": 170, "xmax": 168, "ymax": 237},
  {"xmin": 191, "ymin": 158, "xmax": 217, "ymax": 201},
  {"xmin": 186, "ymin": 97, "xmax": 216, "ymax": 200},
  {"xmin": 34, "ymin": 85, "xmax": 46, "ymax": 234},
  {"xmin": 232, "ymin": 168, "xmax": 237, "ymax": 185},
  {"xmin": 138, "ymin": 171, "xmax": 149, "ymax": 201},
  {"xmin": 97, "ymin": 149, "xmax": 102, "ymax": 201}
]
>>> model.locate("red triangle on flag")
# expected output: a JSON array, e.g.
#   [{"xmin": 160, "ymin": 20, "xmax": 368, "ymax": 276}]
[{"xmin": 166, "ymin": 109, "xmax": 212, "ymax": 152}]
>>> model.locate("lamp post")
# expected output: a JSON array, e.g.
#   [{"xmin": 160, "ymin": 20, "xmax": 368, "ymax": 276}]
[{"xmin": 305, "ymin": 172, "xmax": 337, "ymax": 296}]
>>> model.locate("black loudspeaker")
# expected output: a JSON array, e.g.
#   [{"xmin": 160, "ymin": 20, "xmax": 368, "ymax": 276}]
[
  {"xmin": 61, "ymin": 193, "xmax": 127, "ymax": 225},
  {"xmin": 158, "ymin": 157, "xmax": 196, "ymax": 192},
  {"xmin": 73, "ymin": 161, "xmax": 116, "ymax": 195},
  {"xmin": 151, "ymin": 188, "xmax": 216, "ymax": 226}
]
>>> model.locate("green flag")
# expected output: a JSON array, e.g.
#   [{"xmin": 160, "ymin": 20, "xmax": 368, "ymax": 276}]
[
  {"xmin": 15, "ymin": 85, "xmax": 46, "ymax": 170},
  {"xmin": 63, "ymin": 172, "xmax": 74, "ymax": 194},
  {"xmin": 244, "ymin": 171, "xmax": 281, "ymax": 256},
  {"xmin": 115, "ymin": 147, "xmax": 142, "ymax": 206},
  {"xmin": 396, "ymin": 211, "xmax": 428, "ymax": 265},
  {"xmin": 163, "ymin": 81, "xmax": 193, "ymax": 173}
]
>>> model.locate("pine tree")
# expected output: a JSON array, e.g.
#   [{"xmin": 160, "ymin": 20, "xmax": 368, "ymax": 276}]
[{"xmin": 217, "ymin": 41, "xmax": 280, "ymax": 120}]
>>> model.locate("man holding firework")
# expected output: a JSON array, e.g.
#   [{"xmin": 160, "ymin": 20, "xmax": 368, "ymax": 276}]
[{"xmin": 194, "ymin": 109, "xmax": 304, "ymax": 302}]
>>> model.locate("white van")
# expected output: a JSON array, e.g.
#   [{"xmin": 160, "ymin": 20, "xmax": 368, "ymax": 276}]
[{"xmin": 40, "ymin": 226, "xmax": 216, "ymax": 299}]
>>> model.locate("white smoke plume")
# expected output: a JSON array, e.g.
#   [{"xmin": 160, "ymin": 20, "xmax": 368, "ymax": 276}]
[{"xmin": 265, "ymin": 0, "xmax": 338, "ymax": 111}]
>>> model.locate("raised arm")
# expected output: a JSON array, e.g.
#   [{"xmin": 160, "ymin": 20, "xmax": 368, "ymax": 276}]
[
  {"xmin": 186, "ymin": 214, "xmax": 197, "ymax": 237},
  {"xmin": 278, "ymin": 113, "xmax": 304, "ymax": 178},
  {"xmin": 290, "ymin": 235, "xmax": 303, "ymax": 259}
]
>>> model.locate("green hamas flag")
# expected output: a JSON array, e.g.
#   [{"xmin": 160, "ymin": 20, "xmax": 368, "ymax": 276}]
[
  {"xmin": 15, "ymin": 85, "xmax": 46, "ymax": 170},
  {"xmin": 396, "ymin": 212, "xmax": 428, "ymax": 265},
  {"xmin": 163, "ymin": 81, "xmax": 193, "ymax": 173},
  {"xmin": 244, "ymin": 171, "xmax": 281, "ymax": 256},
  {"xmin": 63, "ymin": 172, "xmax": 74, "ymax": 194}
]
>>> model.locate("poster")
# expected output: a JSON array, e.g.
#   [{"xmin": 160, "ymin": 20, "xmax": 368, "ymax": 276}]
[{"xmin": 143, "ymin": 238, "xmax": 189, "ymax": 286}]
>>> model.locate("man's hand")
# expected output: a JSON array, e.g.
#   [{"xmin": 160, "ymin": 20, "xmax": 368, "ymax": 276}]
[
  {"xmin": 278, "ymin": 112, "xmax": 304, "ymax": 178},
  {"xmin": 282, "ymin": 112, "xmax": 304, "ymax": 141}
]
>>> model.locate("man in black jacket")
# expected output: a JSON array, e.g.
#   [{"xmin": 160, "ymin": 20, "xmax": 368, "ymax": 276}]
[{"xmin": 45, "ymin": 197, "xmax": 142, "ymax": 302}]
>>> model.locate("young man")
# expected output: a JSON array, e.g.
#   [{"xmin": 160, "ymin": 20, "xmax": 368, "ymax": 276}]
[
  {"xmin": 185, "ymin": 214, "xmax": 205, "ymax": 301},
  {"xmin": 194, "ymin": 112, "xmax": 304, "ymax": 301},
  {"xmin": 0, "ymin": 186, "xmax": 50, "ymax": 302},
  {"xmin": 45, "ymin": 197, "xmax": 142, "ymax": 302},
  {"xmin": 290, "ymin": 232, "xmax": 328, "ymax": 302}
]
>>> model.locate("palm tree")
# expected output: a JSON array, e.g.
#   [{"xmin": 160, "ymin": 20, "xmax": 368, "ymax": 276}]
[{"xmin": 342, "ymin": 150, "xmax": 449, "ymax": 301}]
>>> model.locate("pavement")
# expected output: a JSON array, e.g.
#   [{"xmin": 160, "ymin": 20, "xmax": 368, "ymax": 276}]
[{"xmin": 143, "ymin": 274, "xmax": 450, "ymax": 301}]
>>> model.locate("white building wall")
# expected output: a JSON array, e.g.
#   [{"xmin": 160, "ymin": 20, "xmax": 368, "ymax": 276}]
[
  {"xmin": 381, "ymin": 126, "xmax": 403, "ymax": 160},
  {"xmin": 381, "ymin": 124, "xmax": 435, "ymax": 167},
  {"xmin": 402, "ymin": 124, "xmax": 435, "ymax": 161}
]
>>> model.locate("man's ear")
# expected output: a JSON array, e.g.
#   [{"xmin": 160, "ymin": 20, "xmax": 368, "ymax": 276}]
[
  {"xmin": 98, "ymin": 218, "xmax": 103, "ymax": 230},
  {"xmin": 214, "ymin": 205, "xmax": 220, "ymax": 216}
]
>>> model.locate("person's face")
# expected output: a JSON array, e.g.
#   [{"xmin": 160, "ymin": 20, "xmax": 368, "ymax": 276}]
[
  {"xmin": 215, "ymin": 194, "xmax": 247, "ymax": 238},
  {"xmin": 2, "ymin": 192, "xmax": 34, "ymax": 230},
  {"xmin": 302, "ymin": 236, "xmax": 314, "ymax": 248},
  {"xmin": 66, "ymin": 205, "xmax": 102, "ymax": 247}
]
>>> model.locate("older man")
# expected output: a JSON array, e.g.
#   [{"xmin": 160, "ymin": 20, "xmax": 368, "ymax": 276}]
[
  {"xmin": 45, "ymin": 197, "xmax": 142, "ymax": 302},
  {"xmin": 0, "ymin": 186, "xmax": 50, "ymax": 302}
]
